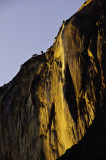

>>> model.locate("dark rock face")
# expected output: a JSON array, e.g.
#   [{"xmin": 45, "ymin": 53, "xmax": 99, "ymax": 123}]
[
  {"xmin": 0, "ymin": 0, "xmax": 106, "ymax": 160},
  {"xmin": 57, "ymin": 112, "xmax": 106, "ymax": 160}
]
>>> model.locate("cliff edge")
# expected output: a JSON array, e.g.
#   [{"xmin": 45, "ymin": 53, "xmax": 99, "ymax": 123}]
[{"xmin": 0, "ymin": 0, "xmax": 106, "ymax": 159}]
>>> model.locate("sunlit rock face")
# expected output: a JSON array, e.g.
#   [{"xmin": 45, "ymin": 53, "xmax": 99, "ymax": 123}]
[
  {"xmin": 57, "ymin": 0, "xmax": 106, "ymax": 159},
  {"xmin": 0, "ymin": 0, "xmax": 105, "ymax": 160}
]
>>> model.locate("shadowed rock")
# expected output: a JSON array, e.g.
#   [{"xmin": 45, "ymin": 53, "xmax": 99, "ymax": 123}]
[{"xmin": 0, "ymin": 0, "xmax": 106, "ymax": 160}]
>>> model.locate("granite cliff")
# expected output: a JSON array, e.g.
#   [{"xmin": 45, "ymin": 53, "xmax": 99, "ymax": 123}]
[{"xmin": 0, "ymin": 0, "xmax": 106, "ymax": 160}]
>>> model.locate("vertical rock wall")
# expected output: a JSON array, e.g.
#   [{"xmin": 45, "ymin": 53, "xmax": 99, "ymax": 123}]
[{"xmin": 0, "ymin": 0, "xmax": 105, "ymax": 160}]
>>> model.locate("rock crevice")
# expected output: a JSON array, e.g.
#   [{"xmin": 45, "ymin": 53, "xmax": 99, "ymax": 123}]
[{"xmin": 0, "ymin": 0, "xmax": 106, "ymax": 159}]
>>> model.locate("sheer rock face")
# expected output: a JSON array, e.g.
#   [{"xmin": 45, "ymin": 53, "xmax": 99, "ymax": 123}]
[{"xmin": 0, "ymin": 0, "xmax": 106, "ymax": 160}]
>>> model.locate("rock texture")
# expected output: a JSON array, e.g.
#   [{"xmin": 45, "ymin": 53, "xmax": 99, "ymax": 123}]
[{"xmin": 0, "ymin": 0, "xmax": 106, "ymax": 160}]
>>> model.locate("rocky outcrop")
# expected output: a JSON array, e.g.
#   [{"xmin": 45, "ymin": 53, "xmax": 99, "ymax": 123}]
[{"xmin": 0, "ymin": 0, "xmax": 106, "ymax": 160}]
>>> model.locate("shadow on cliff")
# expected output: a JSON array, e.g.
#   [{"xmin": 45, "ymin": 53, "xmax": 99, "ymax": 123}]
[
  {"xmin": 57, "ymin": 108, "xmax": 106, "ymax": 160},
  {"xmin": 63, "ymin": 64, "xmax": 78, "ymax": 124}
]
